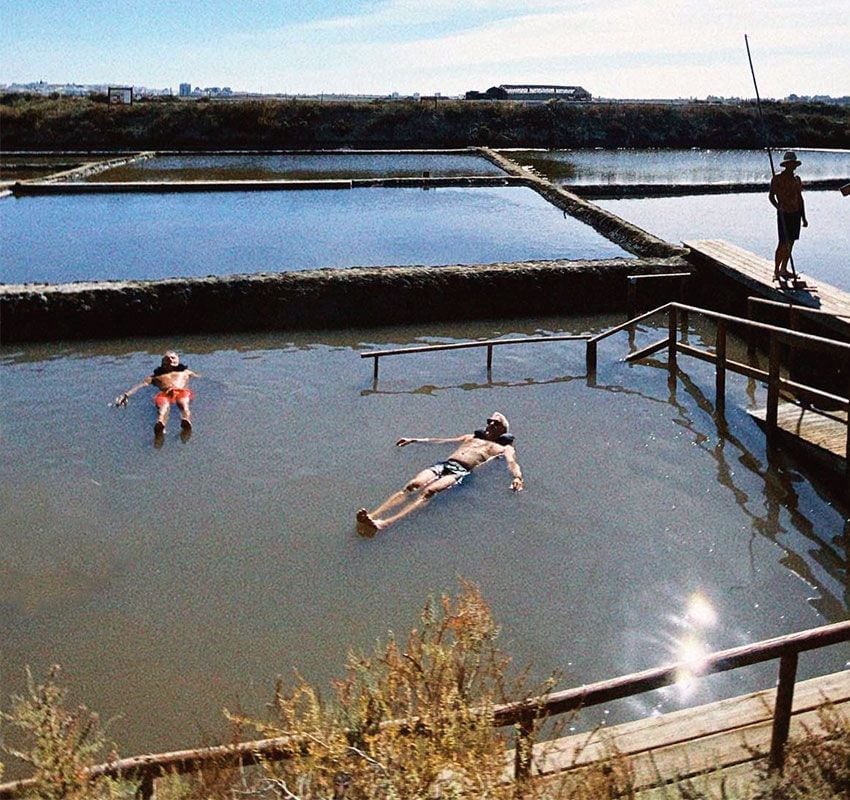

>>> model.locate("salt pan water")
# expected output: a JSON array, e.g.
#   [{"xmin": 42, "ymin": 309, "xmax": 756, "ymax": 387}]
[
  {"xmin": 2, "ymin": 315, "xmax": 847, "ymax": 759},
  {"xmin": 0, "ymin": 186, "xmax": 631, "ymax": 284},
  {"xmin": 88, "ymin": 152, "xmax": 508, "ymax": 182},
  {"xmin": 508, "ymin": 148, "xmax": 850, "ymax": 185}
]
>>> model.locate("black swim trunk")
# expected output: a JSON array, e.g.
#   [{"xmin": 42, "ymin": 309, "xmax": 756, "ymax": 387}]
[
  {"xmin": 777, "ymin": 211, "xmax": 802, "ymax": 243},
  {"xmin": 428, "ymin": 459, "xmax": 472, "ymax": 483}
]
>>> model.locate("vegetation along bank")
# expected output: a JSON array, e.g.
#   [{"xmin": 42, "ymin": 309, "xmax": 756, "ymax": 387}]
[{"xmin": 2, "ymin": 94, "xmax": 848, "ymax": 150}]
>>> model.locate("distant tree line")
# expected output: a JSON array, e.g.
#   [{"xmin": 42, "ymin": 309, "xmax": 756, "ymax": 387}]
[{"xmin": 1, "ymin": 93, "xmax": 848, "ymax": 151}]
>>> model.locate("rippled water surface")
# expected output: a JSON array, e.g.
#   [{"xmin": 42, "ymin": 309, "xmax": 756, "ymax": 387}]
[
  {"xmin": 0, "ymin": 186, "xmax": 630, "ymax": 284},
  {"xmin": 508, "ymin": 148, "xmax": 850, "ymax": 184},
  {"xmin": 2, "ymin": 316, "xmax": 848, "ymax": 760}
]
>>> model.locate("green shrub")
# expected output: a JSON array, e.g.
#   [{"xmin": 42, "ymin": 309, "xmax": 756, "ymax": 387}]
[{"xmin": 0, "ymin": 665, "xmax": 119, "ymax": 800}]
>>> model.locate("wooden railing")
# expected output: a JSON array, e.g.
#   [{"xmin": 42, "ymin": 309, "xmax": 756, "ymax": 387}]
[
  {"xmin": 745, "ymin": 296, "xmax": 850, "ymax": 383},
  {"xmin": 498, "ymin": 619, "xmax": 850, "ymax": 780},
  {"xmin": 747, "ymin": 295, "xmax": 850, "ymax": 324},
  {"xmin": 2, "ymin": 621, "xmax": 848, "ymax": 797},
  {"xmin": 361, "ymin": 334, "xmax": 591, "ymax": 382},
  {"xmin": 362, "ymin": 302, "xmax": 850, "ymax": 472},
  {"xmin": 586, "ymin": 302, "xmax": 850, "ymax": 474}
]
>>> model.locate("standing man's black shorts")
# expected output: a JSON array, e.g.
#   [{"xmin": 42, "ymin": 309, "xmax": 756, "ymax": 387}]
[{"xmin": 777, "ymin": 211, "xmax": 802, "ymax": 242}]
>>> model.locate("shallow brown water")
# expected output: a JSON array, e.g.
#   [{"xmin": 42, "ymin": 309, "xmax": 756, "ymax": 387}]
[{"xmin": 1, "ymin": 314, "xmax": 848, "ymax": 765}]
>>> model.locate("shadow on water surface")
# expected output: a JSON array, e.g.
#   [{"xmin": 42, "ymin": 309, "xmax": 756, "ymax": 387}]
[{"xmin": 642, "ymin": 353, "xmax": 850, "ymax": 622}]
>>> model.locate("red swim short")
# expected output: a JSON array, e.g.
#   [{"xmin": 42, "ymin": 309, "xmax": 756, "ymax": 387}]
[{"xmin": 154, "ymin": 388, "xmax": 194, "ymax": 407}]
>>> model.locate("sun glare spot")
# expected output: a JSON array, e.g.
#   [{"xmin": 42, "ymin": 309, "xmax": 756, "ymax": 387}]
[
  {"xmin": 685, "ymin": 591, "xmax": 717, "ymax": 628},
  {"xmin": 673, "ymin": 634, "xmax": 710, "ymax": 699}
]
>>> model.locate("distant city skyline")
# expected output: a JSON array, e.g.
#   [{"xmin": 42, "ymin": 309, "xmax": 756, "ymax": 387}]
[{"xmin": 3, "ymin": 1, "xmax": 848, "ymax": 100}]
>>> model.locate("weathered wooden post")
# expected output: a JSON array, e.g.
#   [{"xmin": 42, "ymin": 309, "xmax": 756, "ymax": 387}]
[
  {"xmin": 769, "ymin": 650, "xmax": 798, "ymax": 772},
  {"xmin": 766, "ymin": 333, "xmax": 780, "ymax": 442},
  {"xmin": 667, "ymin": 306, "xmax": 678, "ymax": 370},
  {"xmin": 487, "ymin": 343, "xmax": 494, "ymax": 375},
  {"xmin": 715, "ymin": 320, "xmax": 727, "ymax": 414},
  {"xmin": 514, "ymin": 716, "xmax": 534, "ymax": 787},
  {"xmin": 372, "ymin": 355, "xmax": 380, "ymax": 383},
  {"xmin": 585, "ymin": 339, "xmax": 597, "ymax": 377},
  {"xmin": 788, "ymin": 306, "xmax": 800, "ymax": 380},
  {"xmin": 138, "ymin": 772, "xmax": 155, "ymax": 800},
  {"xmin": 845, "ymin": 372, "xmax": 850, "ymax": 491}
]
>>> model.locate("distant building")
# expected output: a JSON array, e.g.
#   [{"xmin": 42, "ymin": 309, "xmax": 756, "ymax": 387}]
[
  {"xmin": 499, "ymin": 84, "xmax": 591, "ymax": 101},
  {"xmin": 107, "ymin": 86, "xmax": 133, "ymax": 105},
  {"xmin": 465, "ymin": 84, "xmax": 591, "ymax": 102},
  {"xmin": 179, "ymin": 83, "xmax": 192, "ymax": 97}
]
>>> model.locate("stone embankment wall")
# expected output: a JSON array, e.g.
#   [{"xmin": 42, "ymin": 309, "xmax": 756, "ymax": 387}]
[
  {"xmin": 1, "ymin": 257, "xmax": 689, "ymax": 343},
  {"xmin": 477, "ymin": 147, "xmax": 686, "ymax": 259},
  {"xmin": 1, "ymin": 147, "xmax": 692, "ymax": 344}
]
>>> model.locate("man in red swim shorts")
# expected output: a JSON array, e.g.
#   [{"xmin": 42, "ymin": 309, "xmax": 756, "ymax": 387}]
[{"xmin": 115, "ymin": 350, "xmax": 199, "ymax": 435}]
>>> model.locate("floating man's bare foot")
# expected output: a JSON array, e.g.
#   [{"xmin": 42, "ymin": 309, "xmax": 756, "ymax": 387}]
[
  {"xmin": 181, "ymin": 419, "xmax": 192, "ymax": 431},
  {"xmin": 180, "ymin": 426, "xmax": 193, "ymax": 444},
  {"xmin": 356, "ymin": 508, "xmax": 381, "ymax": 537},
  {"xmin": 154, "ymin": 421, "xmax": 165, "ymax": 435}
]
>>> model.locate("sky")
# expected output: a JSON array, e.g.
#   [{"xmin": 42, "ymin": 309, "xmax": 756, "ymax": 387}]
[{"xmin": 2, "ymin": 0, "xmax": 848, "ymax": 99}]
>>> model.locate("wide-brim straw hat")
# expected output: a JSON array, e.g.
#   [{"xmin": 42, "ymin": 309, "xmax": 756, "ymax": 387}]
[{"xmin": 780, "ymin": 150, "xmax": 801, "ymax": 167}]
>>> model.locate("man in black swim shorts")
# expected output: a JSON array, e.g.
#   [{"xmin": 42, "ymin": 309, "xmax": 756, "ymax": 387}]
[
  {"xmin": 769, "ymin": 151, "xmax": 808, "ymax": 282},
  {"xmin": 356, "ymin": 412, "xmax": 523, "ymax": 536}
]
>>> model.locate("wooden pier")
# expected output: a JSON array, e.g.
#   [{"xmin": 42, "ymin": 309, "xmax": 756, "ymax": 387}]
[
  {"xmin": 685, "ymin": 238, "xmax": 850, "ymax": 334},
  {"xmin": 529, "ymin": 669, "xmax": 850, "ymax": 797},
  {"xmin": 683, "ymin": 239, "xmax": 850, "ymax": 485},
  {"xmin": 748, "ymin": 401, "xmax": 849, "ymax": 473}
]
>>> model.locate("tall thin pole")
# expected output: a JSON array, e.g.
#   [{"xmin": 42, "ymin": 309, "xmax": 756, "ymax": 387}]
[{"xmin": 746, "ymin": 34, "xmax": 797, "ymax": 279}]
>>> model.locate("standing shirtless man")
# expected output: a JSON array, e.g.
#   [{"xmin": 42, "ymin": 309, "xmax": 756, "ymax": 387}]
[
  {"xmin": 769, "ymin": 150, "xmax": 808, "ymax": 282},
  {"xmin": 356, "ymin": 412, "xmax": 523, "ymax": 536},
  {"xmin": 115, "ymin": 350, "xmax": 199, "ymax": 435}
]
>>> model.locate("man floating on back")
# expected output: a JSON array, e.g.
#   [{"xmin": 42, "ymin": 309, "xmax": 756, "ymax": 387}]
[
  {"xmin": 115, "ymin": 350, "xmax": 199, "ymax": 438},
  {"xmin": 356, "ymin": 412, "xmax": 523, "ymax": 536}
]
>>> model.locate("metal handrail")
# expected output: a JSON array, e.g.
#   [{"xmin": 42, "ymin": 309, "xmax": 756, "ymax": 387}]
[{"xmin": 361, "ymin": 334, "xmax": 591, "ymax": 381}]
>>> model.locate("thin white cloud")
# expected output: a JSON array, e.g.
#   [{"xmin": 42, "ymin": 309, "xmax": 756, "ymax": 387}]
[{"xmin": 6, "ymin": 0, "xmax": 846, "ymax": 97}]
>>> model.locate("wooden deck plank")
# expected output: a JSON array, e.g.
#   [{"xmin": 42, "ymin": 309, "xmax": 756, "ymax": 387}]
[
  {"xmin": 634, "ymin": 760, "xmax": 763, "ymax": 800},
  {"xmin": 685, "ymin": 239, "xmax": 850, "ymax": 328},
  {"xmin": 525, "ymin": 671, "xmax": 850, "ymax": 793},
  {"xmin": 527, "ymin": 670, "xmax": 850, "ymax": 776},
  {"xmin": 748, "ymin": 401, "xmax": 848, "ymax": 463},
  {"xmin": 627, "ymin": 700, "xmax": 850, "ymax": 789}
]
